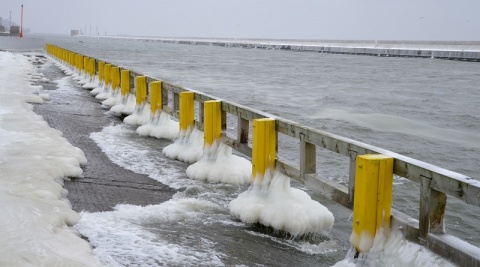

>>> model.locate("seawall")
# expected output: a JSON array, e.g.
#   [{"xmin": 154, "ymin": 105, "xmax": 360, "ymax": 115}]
[{"xmin": 95, "ymin": 37, "xmax": 480, "ymax": 62}]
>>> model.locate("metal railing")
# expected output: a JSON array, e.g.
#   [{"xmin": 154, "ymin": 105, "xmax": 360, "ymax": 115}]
[{"xmin": 46, "ymin": 44, "xmax": 480, "ymax": 266}]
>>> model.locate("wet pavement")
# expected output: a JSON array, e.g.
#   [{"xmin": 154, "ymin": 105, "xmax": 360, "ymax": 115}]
[
  {"xmin": 33, "ymin": 58, "xmax": 177, "ymax": 212},
  {"xmin": 31, "ymin": 56, "xmax": 351, "ymax": 266}
]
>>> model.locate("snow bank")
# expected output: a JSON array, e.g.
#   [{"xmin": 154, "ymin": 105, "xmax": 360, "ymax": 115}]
[
  {"xmin": 137, "ymin": 110, "xmax": 179, "ymax": 139},
  {"xmin": 229, "ymin": 169, "xmax": 334, "ymax": 236},
  {"xmin": 186, "ymin": 141, "xmax": 251, "ymax": 184},
  {"xmin": 0, "ymin": 52, "xmax": 100, "ymax": 266},
  {"xmin": 163, "ymin": 127, "xmax": 204, "ymax": 163}
]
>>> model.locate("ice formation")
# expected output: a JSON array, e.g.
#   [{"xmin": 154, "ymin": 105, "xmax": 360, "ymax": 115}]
[
  {"xmin": 229, "ymin": 169, "xmax": 334, "ymax": 236},
  {"xmin": 163, "ymin": 127, "xmax": 204, "ymax": 163},
  {"xmin": 186, "ymin": 141, "xmax": 251, "ymax": 184},
  {"xmin": 137, "ymin": 110, "xmax": 180, "ymax": 139}
]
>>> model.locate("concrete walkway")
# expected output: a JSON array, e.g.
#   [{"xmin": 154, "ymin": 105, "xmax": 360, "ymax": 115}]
[{"xmin": 33, "ymin": 58, "xmax": 177, "ymax": 212}]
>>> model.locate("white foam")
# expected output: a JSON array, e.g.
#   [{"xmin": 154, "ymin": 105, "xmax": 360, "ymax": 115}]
[
  {"xmin": 229, "ymin": 169, "xmax": 334, "ymax": 236},
  {"xmin": 0, "ymin": 51, "xmax": 100, "ymax": 266},
  {"xmin": 163, "ymin": 127, "xmax": 204, "ymax": 163},
  {"xmin": 75, "ymin": 198, "xmax": 226, "ymax": 267},
  {"xmin": 137, "ymin": 111, "xmax": 179, "ymax": 139},
  {"xmin": 186, "ymin": 141, "xmax": 251, "ymax": 184},
  {"xmin": 245, "ymin": 230, "xmax": 338, "ymax": 255},
  {"xmin": 90, "ymin": 124, "xmax": 189, "ymax": 189}
]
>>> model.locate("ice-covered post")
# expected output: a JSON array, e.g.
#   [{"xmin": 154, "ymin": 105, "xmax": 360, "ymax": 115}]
[
  {"xmin": 98, "ymin": 62, "xmax": 105, "ymax": 83},
  {"xmin": 89, "ymin": 58, "xmax": 95, "ymax": 78},
  {"xmin": 104, "ymin": 64, "xmax": 112, "ymax": 88},
  {"xmin": 350, "ymin": 154, "xmax": 394, "ymax": 253},
  {"xmin": 70, "ymin": 52, "xmax": 75, "ymax": 68},
  {"xmin": 78, "ymin": 55, "xmax": 84, "ymax": 74},
  {"xmin": 111, "ymin": 67, "xmax": 120, "ymax": 91},
  {"xmin": 135, "ymin": 76, "xmax": 147, "ymax": 105},
  {"xmin": 179, "ymin": 92, "xmax": 195, "ymax": 132},
  {"xmin": 121, "ymin": 70, "xmax": 130, "ymax": 96},
  {"xmin": 150, "ymin": 81, "xmax": 162, "ymax": 113},
  {"xmin": 83, "ymin": 56, "xmax": 89, "ymax": 75},
  {"xmin": 252, "ymin": 118, "xmax": 276, "ymax": 178},
  {"xmin": 75, "ymin": 54, "xmax": 79, "ymax": 71},
  {"xmin": 204, "ymin": 100, "xmax": 222, "ymax": 146}
]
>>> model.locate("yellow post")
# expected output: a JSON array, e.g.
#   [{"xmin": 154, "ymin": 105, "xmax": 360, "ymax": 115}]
[
  {"xmin": 78, "ymin": 55, "xmax": 84, "ymax": 71},
  {"xmin": 70, "ymin": 52, "xmax": 75, "ymax": 67},
  {"xmin": 252, "ymin": 118, "xmax": 276, "ymax": 178},
  {"xmin": 98, "ymin": 62, "xmax": 105, "ymax": 82},
  {"xmin": 75, "ymin": 54, "xmax": 80, "ymax": 70},
  {"xmin": 111, "ymin": 67, "xmax": 120, "ymax": 90},
  {"xmin": 121, "ymin": 70, "xmax": 130, "ymax": 96},
  {"xmin": 104, "ymin": 64, "xmax": 112, "ymax": 86},
  {"xmin": 204, "ymin": 100, "xmax": 222, "ymax": 146},
  {"xmin": 150, "ymin": 81, "xmax": 163, "ymax": 113},
  {"xmin": 84, "ymin": 56, "xmax": 89, "ymax": 74},
  {"xmin": 350, "ymin": 154, "xmax": 394, "ymax": 252},
  {"xmin": 89, "ymin": 58, "xmax": 95, "ymax": 77},
  {"xmin": 179, "ymin": 91, "xmax": 195, "ymax": 132},
  {"xmin": 135, "ymin": 76, "xmax": 147, "ymax": 105}
]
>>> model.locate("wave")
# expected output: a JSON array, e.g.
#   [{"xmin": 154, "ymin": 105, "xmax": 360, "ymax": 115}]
[{"xmin": 311, "ymin": 108, "xmax": 480, "ymax": 148}]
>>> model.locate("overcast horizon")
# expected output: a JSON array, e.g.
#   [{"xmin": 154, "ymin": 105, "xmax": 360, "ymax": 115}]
[{"xmin": 1, "ymin": 0, "xmax": 479, "ymax": 41}]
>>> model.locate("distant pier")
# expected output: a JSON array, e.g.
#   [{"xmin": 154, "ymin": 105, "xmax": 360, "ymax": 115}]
[{"xmin": 101, "ymin": 37, "xmax": 480, "ymax": 62}]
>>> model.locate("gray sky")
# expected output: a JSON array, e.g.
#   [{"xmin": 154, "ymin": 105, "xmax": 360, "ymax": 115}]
[{"xmin": 1, "ymin": 0, "xmax": 479, "ymax": 40}]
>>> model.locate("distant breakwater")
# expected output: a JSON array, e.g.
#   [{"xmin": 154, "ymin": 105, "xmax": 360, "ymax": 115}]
[{"xmin": 97, "ymin": 36, "xmax": 480, "ymax": 62}]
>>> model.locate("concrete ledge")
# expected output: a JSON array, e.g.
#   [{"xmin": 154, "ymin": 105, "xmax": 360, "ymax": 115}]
[{"xmin": 0, "ymin": 37, "xmax": 45, "ymax": 52}]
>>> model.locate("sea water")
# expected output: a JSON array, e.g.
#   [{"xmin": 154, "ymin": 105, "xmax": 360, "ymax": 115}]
[{"xmin": 45, "ymin": 35, "xmax": 480, "ymax": 265}]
